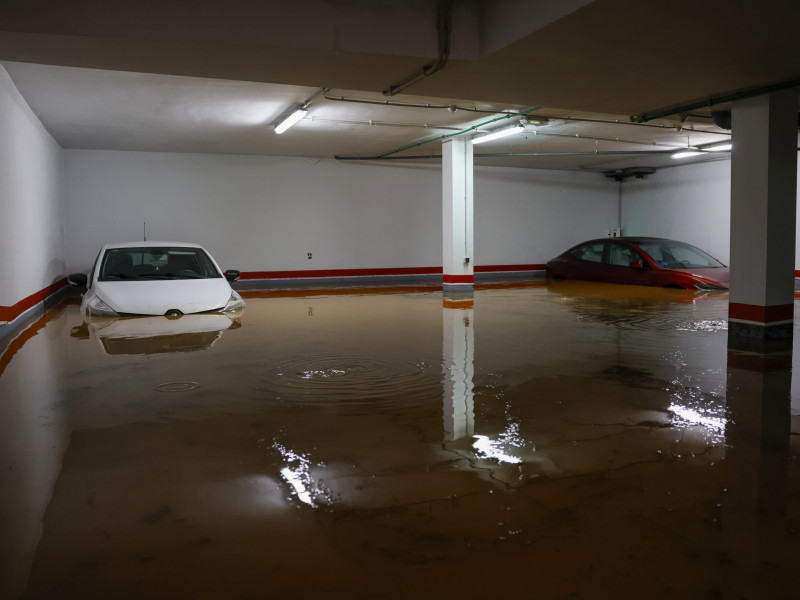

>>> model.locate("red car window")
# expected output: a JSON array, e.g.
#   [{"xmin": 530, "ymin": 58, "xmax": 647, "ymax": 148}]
[
  {"xmin": 570, "ymin": 242, "xmax": 605, "ymax": 263},
  {"xmin": 608, "ymin": 243, "xmax": 638, "ymax": 267}
]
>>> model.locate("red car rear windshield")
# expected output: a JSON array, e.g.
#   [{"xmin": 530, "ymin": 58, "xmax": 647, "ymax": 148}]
[{"xmin": 632, "ymin": 240, "xmax": 724, "ymax": 269}]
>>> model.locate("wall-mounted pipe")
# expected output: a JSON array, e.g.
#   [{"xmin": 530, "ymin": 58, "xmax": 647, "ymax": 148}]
[{"xmin": 383, "ymin": 0, "xmax": 452, "ymax": 96}]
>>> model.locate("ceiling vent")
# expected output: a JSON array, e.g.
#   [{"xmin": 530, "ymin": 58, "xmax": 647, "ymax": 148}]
[
  {"xmin": 603, "ymin": 167, "xmax": 656, "ymax": 182},
  {"xmin": 712, "ymin": 110, "xmax": 732, "ymax": 130}
]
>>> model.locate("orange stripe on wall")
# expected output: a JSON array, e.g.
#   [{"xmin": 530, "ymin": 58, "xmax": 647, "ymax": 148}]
[
  {"xmin": 0, "ymin": 279, "xmax": 68, "ymax": 323},
  {"xmin": 729, "ymin": 302, "xmax": 793, "ymax": 324}
]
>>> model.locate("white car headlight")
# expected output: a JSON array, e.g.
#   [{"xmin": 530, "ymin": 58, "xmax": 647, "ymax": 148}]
[
  {"xmin": 84, "ymin": 293, "xmax": 119, "ymax": 317},
  {"xmin": 222, "ymin": 292, "xmax": 245, "ymax": 312}
]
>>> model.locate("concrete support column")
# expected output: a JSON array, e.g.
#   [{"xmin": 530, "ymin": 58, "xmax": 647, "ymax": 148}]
[
  {"xmin": 728, "ymin": 90, "xmax": 798, "ymax": 341},
  {"xmin": 442, "ymin": 138, "xmax": 474, "ymax": 292}
]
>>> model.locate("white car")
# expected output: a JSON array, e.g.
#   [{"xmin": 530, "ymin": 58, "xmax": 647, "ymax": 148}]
[{"xmin": 68, "ymin": 242, "xmax": 245, "ymax": 317}]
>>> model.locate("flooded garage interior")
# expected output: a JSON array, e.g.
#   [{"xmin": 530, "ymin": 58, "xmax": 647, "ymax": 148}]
[{"xmin": 1, "ymin": 281, "xmax": 798, "ymax": 599}]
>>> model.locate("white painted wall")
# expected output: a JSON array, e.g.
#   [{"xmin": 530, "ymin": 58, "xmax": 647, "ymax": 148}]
[
  {"xmin": 622, "ymin": 160, "xmax": 732, "ymax": 264},
  {"xmin": 63, "ymin": 152, "xmax": 443, "ymax": 273},
  {"xmin": 621, "ymin": 156, "xmax": 800, "ymax": 268},
  {"xmin": 475, "ymin": 164, "xmax": 617, "ymax": 265},
  {"xmin": 0, "ymin": 66, "xmax": 63, "ymax": 312},
  {"xmin": 63, "ymin": 150, "xmax": 619, "ymax": 274}
]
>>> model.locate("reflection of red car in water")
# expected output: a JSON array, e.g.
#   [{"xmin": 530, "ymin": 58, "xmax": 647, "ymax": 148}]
[{"xmin": 546, "ymin": 237, "xmax": 729, "ymax": 290}]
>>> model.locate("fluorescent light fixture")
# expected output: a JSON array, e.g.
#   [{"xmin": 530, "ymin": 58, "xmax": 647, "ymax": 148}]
[
  {"xmin": 472, "ymin": 123, "xmax": 525, "ymax": 145},
  {"xmin": 702, "ymin": 142, "xmax": 732, "ymax": 152},
  {"xmin": 671, "ymin": 149, "xmax": 704, "ymax": 159},
  {"xmin": 274, "ymin": 108, "xmax": 307, "ymax": 134}
]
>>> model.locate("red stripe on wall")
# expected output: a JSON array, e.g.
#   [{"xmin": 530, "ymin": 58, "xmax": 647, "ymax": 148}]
[
  {"xmin": 443, "ymin": 274, "xmax": 474, "ymax": 284},
  {"xmin": 729, "ymin": 302, "xmax": 794, "ymax": 324},
  {"xmin": 475, "ymin": 264, "xmax": 546, "ymax": 273},
  {"xmin": 240, "ymin": 266, "xmax": 443, "ymax": 280},
  {"xmin": 0, "ymin": 278, "xmax": 68, "ymax": 323}
]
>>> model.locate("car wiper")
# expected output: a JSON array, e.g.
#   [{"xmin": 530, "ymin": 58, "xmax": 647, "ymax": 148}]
[
  {"xmin": 166, "ymin": 272, "xmax": 206, "ymax": 279},
  {"xmin": 104, "ymin": 272, "xmax": 139, "ymax": 279}
]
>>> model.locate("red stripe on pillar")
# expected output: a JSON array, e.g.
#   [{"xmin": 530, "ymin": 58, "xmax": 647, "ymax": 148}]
[
  {"xmin": 443, "ymin": 274, "xmax": 474, "ymax": 284},
  {"xmin": 729, "ymin": 302, "xmax": 793, "ymax": 323}
]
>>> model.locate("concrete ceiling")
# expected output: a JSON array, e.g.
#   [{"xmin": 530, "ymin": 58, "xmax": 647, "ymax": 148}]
[{"xmin": 1, "ymin": 0, "xmax": 799, "ymax": 173}]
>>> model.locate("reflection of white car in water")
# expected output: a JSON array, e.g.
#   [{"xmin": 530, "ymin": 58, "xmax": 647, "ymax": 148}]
[
  {"xmin": 69, "ymin": 242, "xmax": 245, "ymax": 317},
  {"xmin": 71, "ymin": 314, "xmax": 240, "ymax": 355}
]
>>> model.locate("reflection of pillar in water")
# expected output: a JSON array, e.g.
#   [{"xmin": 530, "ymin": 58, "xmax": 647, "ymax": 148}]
[
  {"xmin": 723, "ymin": 341, "xmax": 792, "ymax": 575},
  {"xmin": 442, "ymin": 296, "xmax": 475, "ymax": 441}
]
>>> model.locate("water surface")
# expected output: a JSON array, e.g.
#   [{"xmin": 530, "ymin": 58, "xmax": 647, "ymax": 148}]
[{"xmin": 1, "ymin": 281, "xmax": 797, "ymax": 599}]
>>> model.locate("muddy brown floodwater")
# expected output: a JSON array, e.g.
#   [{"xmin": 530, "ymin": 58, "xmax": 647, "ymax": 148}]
[{"xmin": 1, "ymin": 281, "xmax": 798, "ymax": 599}]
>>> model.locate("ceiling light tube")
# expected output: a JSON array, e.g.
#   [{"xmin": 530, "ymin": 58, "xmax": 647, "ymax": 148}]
[
  {"xmin": 671, "ymin": 149, "xmax": 704, "ymax": 159},
  {"xmin": 274, "ymin": 108, "xmax": 308, "ymax": 134},
  {"xmin": 472, "ymin": 124, "xmax": 525, "ymax": 145},
  {"xmin": 702, "ymin": 142, "xmax": 732, "ymax": 152}
]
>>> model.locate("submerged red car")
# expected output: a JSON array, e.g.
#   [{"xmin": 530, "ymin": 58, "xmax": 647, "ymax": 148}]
[{"xmin": 546, "ymin": 237, "xmax": 729, "ymax": 290}]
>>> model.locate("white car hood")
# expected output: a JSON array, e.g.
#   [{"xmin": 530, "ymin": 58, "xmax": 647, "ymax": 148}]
[{"xmin": 95, "ymin": 279, "xmax": 233, "ymax": 315}]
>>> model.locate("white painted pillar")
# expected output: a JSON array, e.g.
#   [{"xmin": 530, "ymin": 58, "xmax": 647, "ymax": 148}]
[
  {"xmin": 442, "ymin": 138, "xmax": 474, "ymax": 292},
  {"xmin": 728, "ymin": 90, "xmax": 799, "ymax": 341},
  {"xmin": 442, "ymin": 300, "xmax": 475, "ymax": 441}
]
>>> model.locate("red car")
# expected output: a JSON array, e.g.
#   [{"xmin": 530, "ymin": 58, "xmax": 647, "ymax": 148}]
[{"xmin": 546, "ymin": 237, "xmax": 729, "ymax": 290}]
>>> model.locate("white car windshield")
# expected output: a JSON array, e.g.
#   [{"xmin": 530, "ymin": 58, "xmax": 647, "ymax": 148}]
[
  {"xmin": 633, "ymin": 240, "xmax": 724, "ymax": 269},
  {"xmin": 99, "ymin": 247, "xmax": 222, "ymax": 281}
]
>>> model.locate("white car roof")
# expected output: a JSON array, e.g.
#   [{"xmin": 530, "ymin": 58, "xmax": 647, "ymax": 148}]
[{"xmin": 102, "ymin": 241, "xmax": 204, "ymax": 249}]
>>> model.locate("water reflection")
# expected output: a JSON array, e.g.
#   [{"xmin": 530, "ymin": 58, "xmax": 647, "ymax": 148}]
[
  {"xmin": 442, "ymin": 294, "xmax": 474, "ymax": 441},
  {"xmin": 272, "ymin": 440, "xmax": 334, "ymax": 508},
  {"xmin": 723, "ymin": 341, "xmax": 794, "ymax": 592},
  {"xmin": 70, "ymin": 313, "xmax": 240, "ymax": 355},
  {"xmin": 0, "ymin": 282, "xmax": 797, "ymax": 599}
]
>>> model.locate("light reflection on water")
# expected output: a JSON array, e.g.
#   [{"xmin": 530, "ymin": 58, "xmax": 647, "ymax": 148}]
[{"xmin": 1, "ymin": 282, "xmax": 797, "ymax": 599}]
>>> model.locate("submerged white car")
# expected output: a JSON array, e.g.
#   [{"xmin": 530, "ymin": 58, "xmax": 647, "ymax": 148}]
[{"xmin": 68, "ymin": 242, "xmax": 245, "ymax": 317}]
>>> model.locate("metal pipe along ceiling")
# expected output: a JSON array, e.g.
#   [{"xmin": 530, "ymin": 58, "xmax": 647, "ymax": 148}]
[
  {"xmin": 630, "ymin": 77, "xmax": 800, "ymax": 123},
  {"xmin": 335, "ymin": 150, "xmax": 683, "ymax": 161},
  {"xmin": 382, "ymin": 0, "xmax": 452, "ymax": 96}
]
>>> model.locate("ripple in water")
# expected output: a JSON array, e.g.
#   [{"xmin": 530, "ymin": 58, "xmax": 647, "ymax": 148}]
[
  {"xmin": 257, "ymin": 353, "xmax": 441, "ymax": 408},
  {"xmin": 154, "ymin": 381, "xmax": 201, "ymax": 393}
]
